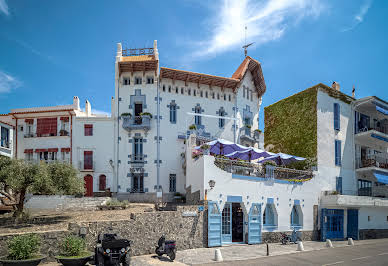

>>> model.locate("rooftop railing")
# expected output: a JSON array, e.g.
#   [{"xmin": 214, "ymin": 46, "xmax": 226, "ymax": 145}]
[
  {"xmin": 122, "ymin": 48, "xmax": 154, "ymax": 56},
  {"xmin": 214, "ymin": 157, "xmax": 313, "ymax": 182}
]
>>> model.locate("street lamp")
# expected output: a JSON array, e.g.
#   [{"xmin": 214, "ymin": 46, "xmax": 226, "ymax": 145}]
[{"xmin": 208, "ymin": 180, "xmax": 216, "ymax": 190}]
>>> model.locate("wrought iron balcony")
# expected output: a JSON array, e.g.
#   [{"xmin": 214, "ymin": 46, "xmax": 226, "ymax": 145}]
[
  {"xmin": 78, "ymin": 160, "xmax": 94, "ymax": 171},
  {"xmin": 356, "ymin": 154, "xmax": 388, "ymax": 170},
  {"xmin": 214, "ymin": 157, "xmax": 313, "ymax": 182},
  {"xmin": 122, "ymin": 115, "xmax": 151, "ymax": 131},
  {"xmin": 356, "ymin": 124, "xmax": 388, "ymax": 136}
]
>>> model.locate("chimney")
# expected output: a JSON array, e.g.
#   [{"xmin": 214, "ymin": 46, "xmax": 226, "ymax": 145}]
[
  {"xmin": 73, "ymin": 96, "xmax": 80, "ymax": 110},
  {"xmin": 85, "ymin": 100, "xmax": 91, "ymax": 117},
  {"xmin": 117, "ymin": 43, "xmax": 122, "ymax": 57},
  {"xmin": 153, "ymin": 40, "xmax": 159, "ymax": 61},
  {"xmin": 332, "ymin": 81, "xmax": 340, "ymax": 91},
  {"xmin": 352, "ymin": 85, "xmax": 355, "ymax": 98}
]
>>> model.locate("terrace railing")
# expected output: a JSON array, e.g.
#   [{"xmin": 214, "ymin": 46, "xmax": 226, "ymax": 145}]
[
  {"xmin": 122, "ymin": 48, "xmax": 154, "ymax": 56},
  {"xmin": 356, "ymin": 154, "xmax": 388, "ymax": 170},
  {"xmin": 214, "ymin": 157, "xmax": 313, "ymax": 182}
]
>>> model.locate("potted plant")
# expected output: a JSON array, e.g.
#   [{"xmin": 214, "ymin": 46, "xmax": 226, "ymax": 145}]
[
  {"xmin": 55, "ymin": 236, "xmax": 93, "ymax": 266},
  {"xmin": 189, "ymin": 124, "xmax": 196, "ymax": 131},
  {"xmin": 120, "ymin": 113, "xmax": 132, "ymax": 118},
  {"xmin": 139, "ymin": 112, "xmax": 153, "ymax": 119},
  {"xmin": 200, "ymin": 144, "xmax": 210, "ymax": 155},
  {"xmin": 59, "ymin": 129, "xmax": 69, "ymax": 136},
  {"xmin": 0, "ymin": 234, "xmax": 45, "ymax": 266}
]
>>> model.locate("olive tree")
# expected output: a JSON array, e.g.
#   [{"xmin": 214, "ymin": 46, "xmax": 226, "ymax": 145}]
[{"xmin": 0, "ymin": 156, "xmax": 84, "ymax": 216}]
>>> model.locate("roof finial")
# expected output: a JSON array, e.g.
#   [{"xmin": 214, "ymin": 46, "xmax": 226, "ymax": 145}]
[{"xmin": 242, "ymin": 26, "xmax": 254, "ymax": 57}]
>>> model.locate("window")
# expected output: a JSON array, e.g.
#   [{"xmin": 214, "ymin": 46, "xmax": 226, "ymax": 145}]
[
  {"xmin": 290, "ymin": 205, "xmax": 301, "ymax": 226},
  {"xmin": 205, "ymin": 91, "xmax": 208, "ymax": 98},
  {"xmin": 135, "ymin": 77, "xmax": 142, "ymax": 85},
  {"xmin": 222, "ymin": 203, "xmax": 231, "ymax": 235},
  {"xmin": 263, "ymin": 204, "xmax": 277, "ymax": 226},
  {"xmin": 219, "ymin": 108, "xmax": 225, "ymax": 128},
  {"xmin": 334, "ymin": 103, "xmax": 340, "ymax": 130},
  {"xmin": 84, "ymin": 151, "xmax": 93, "ymax": 170},
  {"xmin": 358, "ymin": 179, "xmax": 372, "ymax": 196},
  {"xmin": 163, "ymin": 85, "xmax": 166, "ymax": 92},
  {"xmin": 59, "ymin": 117, "xmax": 69, "ymax": 136},
  {"xmin": 0, "ymin": 127, "xmax": 9, "ymax": 148},
  {"xmin": 133, "ymin": 137, "xmax": 143, "ymax": 161},
  {"xmin": 250, "ymin": 91, "xmax": 253, "ymax": 101},
  {"xmin": 217, "ymin": 93, "xmax": 220, "ymax": 100},
  {"xmin": 229, "ymin": 94, "xmax": 231, "ymax": 102},
  {"xmin": 99, "ymin": 175, "xmax": 106, "ymax": 191},
  {"xmin": 335, "ymin": 140, "xmax": 341, "ymax": 166},
  {"xmin": 84, "ymin": 124, "xmax": 93, "ymax": 136},
  {"xmin": 188, "ymin": 89, "xmax": 191, "ymax": 95},
  {"xmin": 132, "ymin": 174, "xmax": 144, "ymax": 192},
  {"xmin": 147, "ymin": 77, "xmax": 154, "ymax": 84},
  {"xmin": 194, "ymin": 105, "xmax": 202, "ymax": 126},
  {"xmin": 200, "ymin": 91, "xmax": 203, "ymax": 97},
  {"xmin": 193, "ymin": 89, "xmax": 196, "ymax": 96},
  {"xmin": 368, "ymin": 216, "xmax": 371, "ymax": 221},
  {"xmin": 169, "ymin": 103, "xmax": 177, "ymax": 123},
  {"xmin": 175, "ymin": 87, "xmax": 178, "ymax": 93},
  {"xmin": 223, "ymin": 94, "xmax": 226, "ymax": 101},
  {"xmin": 124, "ymin": 78, "xmax": 130, "ymax": 85},
  {"xmin": 243, "ymin": 88, "xmax": 245, "ymax": 98},
  {"xmin": 212, "ymin": 92, "xmax": 215, "ymax": 99},
  {"xmin": 181, "ymin": 88, "xmax": 184, "ymax": 94},
  {"xmin": 36, "ymin": 118, "xmax": 57, "ymax": 137},
  {"xmin": 169, "ymin": 174, "xmax": 176, "ymax": 192},
  {"xmin": 168, "ymin": 86, "xmax": 171, "ymax": 93},
  {"xmin": 336, "ymin": 176, "xmax": 342, "ymax": 194},
  {"xmin": 25, "ymin": 153, "xmax": 33, "ymax": 161}
]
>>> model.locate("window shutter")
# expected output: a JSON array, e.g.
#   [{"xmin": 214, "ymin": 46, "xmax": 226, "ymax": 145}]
[
  {"xmin": 336, "ymin": 176, "xmax": 342, "ymax": 194},
  {"xmin": 334, "ymin": 103, "xmax": 340, "ymax": 130},
  {"xmin": 335, "ymin": 140, "xmax": 341, "ymax": 166}
]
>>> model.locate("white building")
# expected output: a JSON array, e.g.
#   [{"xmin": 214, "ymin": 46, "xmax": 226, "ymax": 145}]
[
  {"xmin": 0, "ymin": 114, "xmax": 14, "ymax": 158},
  {"xmin": 113, "ymin": 41, "xmax": 265, "ymax": 201}
]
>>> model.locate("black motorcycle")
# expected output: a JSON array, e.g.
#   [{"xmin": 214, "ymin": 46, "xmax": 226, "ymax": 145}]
[
  {"xmin": 95, "ymin": 233, "xmax": 131, "ymax": 266},
  {"xmin": 155, "ymin": 235, "xmax": 176, "ymax": 261}
]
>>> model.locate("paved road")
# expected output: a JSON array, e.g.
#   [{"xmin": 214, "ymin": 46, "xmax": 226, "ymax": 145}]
[{"xmin": 201, "ymin": 240, "xmax": 388, "ymax": 266}]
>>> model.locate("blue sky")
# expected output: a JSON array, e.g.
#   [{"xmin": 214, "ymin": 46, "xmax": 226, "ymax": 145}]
[{"xmin": 0, "ymin": 0, "xmax": 387, "ymax": 129}]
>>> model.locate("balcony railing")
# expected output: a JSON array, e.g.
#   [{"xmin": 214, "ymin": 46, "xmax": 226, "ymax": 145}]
[
  {"xmin": 0, "ymin": 140, "xmax": 10, "ymax": 149},
  {"xmin": 214, "ymin": 158, "xmax": 313, "ymax": 182},
  {"xmin": 129, "ymin": 188, "xmax": 145, "ymax": 193},
  {"xmin": 122, "ymin": 115, "xmax": 151, "ymax": 131},
  {"xmin": 78, "ymin": 160, "xmax": 94, "ymax": 171},
  {"xmin": 132, "ymin": 154, "xmax": 144, "ymax": 163},
  {"xmin": 356, "ymin": 154, "xmax": 388, "ymax": 170},
  {"xmin": 356, "ymin": 124, "xmax": 388, "ymax": 135}
]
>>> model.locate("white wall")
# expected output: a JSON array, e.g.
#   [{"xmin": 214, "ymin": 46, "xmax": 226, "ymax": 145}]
[
  {"xmin": 0, "ymin": 122, "xmax": 14, "ymax": 158},
  {"xmin": 317, "ymin": 89, "xmax": 356, "ymax": 195},
  {"xmin": 359, "ymin": 207, "xmax": 388, "ymax": 229}
]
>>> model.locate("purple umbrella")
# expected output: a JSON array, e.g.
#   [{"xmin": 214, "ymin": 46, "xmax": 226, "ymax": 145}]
[
  {"xmin": 258, "ymin": 153, "xmax": 306, "ymax": 165},
  {"xmin": 196, "ymin": 139, "xmax": 248, "ymax": 155},
  {"xmin": 225, "ymin": 148, "xmax": 275, "ymax": 162}
]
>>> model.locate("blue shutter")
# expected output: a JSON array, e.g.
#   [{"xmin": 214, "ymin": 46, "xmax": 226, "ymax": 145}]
[
  {"xmin": 248, "ymin": 203, "xmax": 262, "ymax": 244},
  {"xmin": 208, "ymin": 201, "xmax": 222, "ymax": 247},
  {"xmin": 335, "ymin": 140, "xmax": 341, "ymax": 166},
  {"xmin": 336, "ymin": 176, "xmax": 342, "ymax": 194},
  {"xmin": 334, "ymin": 103, "xmax": 340, "ymax": 130}
]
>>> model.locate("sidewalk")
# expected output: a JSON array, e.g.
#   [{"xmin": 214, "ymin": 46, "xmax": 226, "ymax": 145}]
[{"xmin": 40, "ymin": 238, "xmax": 387, "ymax": 266}]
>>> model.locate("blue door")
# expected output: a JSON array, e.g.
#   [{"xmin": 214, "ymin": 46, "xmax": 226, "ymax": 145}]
[
  {"xmin": 321, "ymin": 209, "xmax": 344, "ymax": 241},
  {"xmin": 208, "ymin": 201, "xmax": 222, "ymax": 247},
  {"xmin": 222, "ymin": 203, "xmax": 232, "ymax": 244},
  {"xmin": 248, "ymin": 203, "xmax": 262, "ymax": 244},
  {"xmin": 347, "ymin": 209, "xmax": 359, "ymax": 240}
]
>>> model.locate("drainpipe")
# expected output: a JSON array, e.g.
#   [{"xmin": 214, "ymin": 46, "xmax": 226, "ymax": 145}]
[
  {"xmin": 115, "ymin": 43, "xmax": 122, "ymax": 196},
  {"xmin": 68, "ymin": 111, "xmax": 73, "ymax": 165},
  {"xmin": 156, "ymin": 71, "xmax": 161, "ymax": 193},
  {"xmin": 234, "ymin": 93, "xmax": 237, "ymax": 143}
]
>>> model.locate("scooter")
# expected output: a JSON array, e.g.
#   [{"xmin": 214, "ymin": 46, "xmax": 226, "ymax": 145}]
[
  {"xmin": 281, "ymin": 228, "xmax": 302, "ymax": 245},
  {"xmin": 94, "ymin": 233, "xmax": 131, "ymax": 266},
  {"xmin": 155, "ymin": 235, "xmax": 176, "ymax": 261}
]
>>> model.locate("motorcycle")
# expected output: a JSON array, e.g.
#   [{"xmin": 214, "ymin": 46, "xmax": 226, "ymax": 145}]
[
  {"xmin": 155, "ymin": 235, "xmax": 176, "ymax": 261},
  {"xmin": 94, "ymin": 233, "xmax": 131, "ymax": 266},
  {"xmin": 281, "ymin": 228, "xmax": 302, "ymax": 245}
]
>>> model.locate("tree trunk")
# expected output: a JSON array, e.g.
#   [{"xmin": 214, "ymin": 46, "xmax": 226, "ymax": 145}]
[{"xmin": 14, "ymin": 189, "xmax": 26, "ymax": 218}]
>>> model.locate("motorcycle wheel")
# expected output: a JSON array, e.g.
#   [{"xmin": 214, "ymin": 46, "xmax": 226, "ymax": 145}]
[
  {"xmin": 122, "ymin": 253, "xmax": 131, "ymax": 266},
  {"xmin": 155, "ymin": 247, "xmax": 163, "ymax": 257},
  {"xmin": 96, "ymin": 253, "xmax": 104, "ymax": 266},
  {"xmin": 168, "ymin": 250, "xmax": 176, "ymax": 261}
]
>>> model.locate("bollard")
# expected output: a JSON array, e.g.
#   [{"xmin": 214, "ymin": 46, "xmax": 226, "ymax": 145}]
[
  {"xmin": 215, "ymin": 249, "xmax": 223, "ymax": 262},
  {"xmin": 348, "ymin": 238, "xmax": 354, "ymax": 246},
  {"xmin": 266, "ymin": 243, "xmax": 269, "ymax": 256},
  {"xmin": 297, "ymin": 241, "xmax": 304, "ymax": 251},
  {"xmin": 326, "ymin": 239, "xmax": 333, "ymax": 248}
]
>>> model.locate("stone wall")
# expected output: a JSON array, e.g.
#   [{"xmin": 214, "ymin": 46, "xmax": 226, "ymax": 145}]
[
  {"xmin": 0, "ymin": 205, "xmax": 206, "ymax": 259},
  {"xmin": 262, "ymin": 230, "xmax": 319, "ymax": 243},
  {"xmin": 185, "ymin": 186, "xmax": 202, "ymax": 205},
  {"xmin": 24, "ymin": 196, "xmax": 110, "ymax": 211},
  {"xmin": 117, "ymin": 192, "xmax": 175, "ymax": 203},
  {"xmin": 359, "ymin": 229, "xmax": 388, "ymax": 240}
]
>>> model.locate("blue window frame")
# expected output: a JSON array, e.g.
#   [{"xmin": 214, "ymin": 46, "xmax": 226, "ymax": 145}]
[
  {"xmin": 195, "ymin": 106, "xmax": 201, "ymax": 126},
  {"xmin": 334, "ymin": 103, "xmax": 340, "ymax": 131},
  {"xmin": 133, "ymin": 137, "xmax": 143, "ymax": 162},
  {"xmin": 290, "ymin": 205, "xmax": 301, "ymax": 226},
  {"xmin": 335, "ymin": 140, "xmax": 341, "ymax": 166},
  {"xmin": 169, "ymin": 174, "xmax": 176, "ymax": 192},
  {"xmin": 219, "ymin": 109, "xmax": 225, "ymax": 128},
  {"xmin": 263, "ymin": 204, "xmax": 276, "ymax": 226},
  {"xmin": 169, "ymin": 104, "xmax": 177, "ymax": 123},
  {"xmin": 336, "ymin": 176, "xmax": 342, "ymax": 194}
]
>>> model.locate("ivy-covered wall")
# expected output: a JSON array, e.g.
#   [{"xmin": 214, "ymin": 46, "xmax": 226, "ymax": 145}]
[{"xmin": 264, "ymin": 86, "xmax": 318, "ymax": 160}]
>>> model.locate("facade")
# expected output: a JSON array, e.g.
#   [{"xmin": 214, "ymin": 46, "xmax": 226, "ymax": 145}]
[
  {"xmin": 113, "ymin": 41, "xmax": 265, "ymax": 201},
  {"xmin": 264, "ymin": 82, "xmax": 388, "ymax": 241},
  {"xmin": 0, "ymin": 115, "xmax": 14, "ymax": 158}
]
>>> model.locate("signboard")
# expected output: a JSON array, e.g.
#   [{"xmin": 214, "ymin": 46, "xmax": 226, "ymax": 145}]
[{"xmin": 182, "ymin": 211, "xmax": 198, "ymax": 217}]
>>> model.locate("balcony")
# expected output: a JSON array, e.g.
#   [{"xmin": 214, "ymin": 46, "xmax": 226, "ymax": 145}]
[
  {"xmin": 122, "ymin": 115, "xmax": 151, "ymax": 132},
  {"xmin": 78, "ymin": 161, "xmax": 94, "ymax": 171},
  {"xmin": 214, "ymin": 157, "xmax": 313, "ymax": 183},
  {"xmin": 131, "ymin": 154, "xmax": 145, "ymax": 163},
  {"xmin": 321, "ymin": 194, "xmax": 388, "ymax": 208},
  {"xmin": 356, "ymin": 154, "xmax": 388, "ymax": 172}
]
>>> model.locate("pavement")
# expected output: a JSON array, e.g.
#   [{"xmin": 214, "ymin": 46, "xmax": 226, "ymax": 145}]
[{"xmin": 40, "ymin": 238, "xmax": 388, "ymax": 266}]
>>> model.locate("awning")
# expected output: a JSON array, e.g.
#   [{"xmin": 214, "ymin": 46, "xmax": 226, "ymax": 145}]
[
  {"xmin": 376, "ymin": 105, "xmax": 388, "ymax": 116},
  {"xmin": 374, "ymin": 171, "xmax": 388, "ymax": 185}
]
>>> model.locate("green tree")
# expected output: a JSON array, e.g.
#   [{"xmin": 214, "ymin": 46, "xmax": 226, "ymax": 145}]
[{"xmin": 0, "ymin": 157, "xmax": 84, "ymax": 217}]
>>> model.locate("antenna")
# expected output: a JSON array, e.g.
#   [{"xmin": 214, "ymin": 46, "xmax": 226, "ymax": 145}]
[{"xmin": 242, "ymin": 26, "xmax": 254, "ymax": 57}]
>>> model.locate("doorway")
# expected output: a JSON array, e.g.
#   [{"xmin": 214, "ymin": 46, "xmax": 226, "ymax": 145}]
[
  {"xmin": 84, "ymin": 175, "xmax": 93, "ymax": 197},
  {"xmin": 134, "ymin": 103, "xmax": 143, "ymax": 124},
  {"xmin": 232, "ymin": 203, "xmax": 244, "ymax": 242}
]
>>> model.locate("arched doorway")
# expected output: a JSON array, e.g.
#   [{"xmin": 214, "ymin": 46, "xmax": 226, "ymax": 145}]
[
  {"xmin": 99, "ymin": 175, "xmax": 106, "ymax": 191},
  {"xmin": 84, "ymin": 175, "xmax": 93, "ymax": 197}
]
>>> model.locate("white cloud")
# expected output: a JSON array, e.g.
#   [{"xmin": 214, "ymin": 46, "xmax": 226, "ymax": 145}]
[
  {"xmin": 190, "ymin": 0, "xmax": 325, "ymax": 58},
  {"xmin": 0, "ymin": 0, "xmax": 9, "ymax": 16},
  {"xmin": 0, "ymin": 71, "xmax": 21, "ymax": 93},
  {"xmin": 342, "ymin": 0, "xmax": 372, "ymax": 32}
]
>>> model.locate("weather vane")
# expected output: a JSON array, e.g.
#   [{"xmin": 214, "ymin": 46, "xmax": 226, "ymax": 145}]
[{"xmin": 242, "ymin": 26, "xmax": 254, "ymax": 57}]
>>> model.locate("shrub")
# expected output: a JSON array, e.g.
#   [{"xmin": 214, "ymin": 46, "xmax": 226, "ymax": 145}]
[
  {"xmin": 59, "ymin": 236, "xmax": 85, "ymax": 257},
  {"xmin": 121, "ymin": 113, "xmax": 132, "ymax": 117},
  {"xmin": 140, "ymin": 112, "xmax": 153, "ymax": 118},
  {"xmin": 189, "ymin": 124, "xmax": 196, "ymax": 130},
  {"xmin": 7, "ymin": 234, "xmax": 41, "ymax": 260},
  {"xmin": 105, "ymin": 199, "xmax": 128, "ymax": 207},
  {"xmin": 200, "ymin": 144, "xmax": 210, "ymax": 150}
]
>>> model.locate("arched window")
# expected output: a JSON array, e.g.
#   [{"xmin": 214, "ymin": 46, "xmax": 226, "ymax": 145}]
[
  {"xmin": 162, "ymin": 85, "xmax": 166, "ymax": 92},
  {"xmin": 263, "ymin": 203, "xmax": 278, "ymax": 227},
  {"xmin": 205, "ymin": 91, "xmax": 208, "ymax": 98},
  {"xmin": 99, "ymin": 175, "xmax": 106, "ymax": 191},
  {"xmin": 194, "ymin": 105, "xmax": 202, "ymax": 126},
  {"xmin": 290, "ymin": 204, "xmax": 303, "ymax": 227},
  {"xmin": 176, "ymin": 87, "xmax": 179, "ymax": 93},
  {"xmin": 228, "ymin": 94, "xmax": 231, "ymax": 101},
  {"xmin": 168, "ymin": 85, "xmax": 171, "ymax": 93}
]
